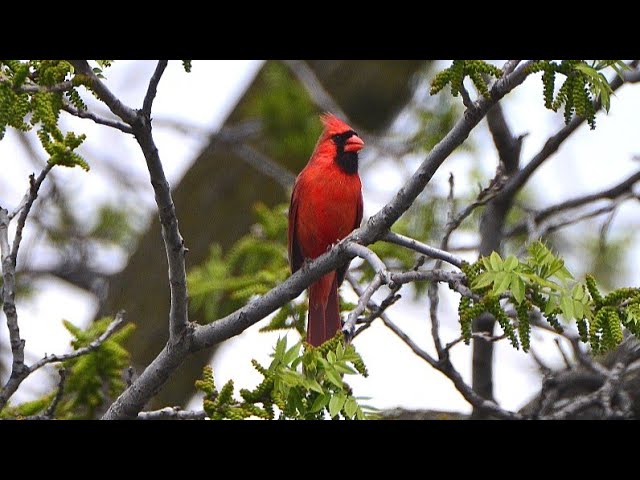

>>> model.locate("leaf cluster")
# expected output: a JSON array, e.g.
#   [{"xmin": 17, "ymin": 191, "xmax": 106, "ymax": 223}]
[
  {"xmin": 195, "ymin": 334, "xmax": 373, "ymax": 420},
  {"xmin": 462, "ymin": 241, "xmax": 640, "ymax": 354},
  {"xmin": 527, "ymin": 60, "xmax": 629, "ymax": 129},
  {"xmin": 430, "ymin": 60, "xmax": 503, "ymax": 99},
  {"xmin": 0, "ymin": 60, "xmax": 98, "ymax": 170}
]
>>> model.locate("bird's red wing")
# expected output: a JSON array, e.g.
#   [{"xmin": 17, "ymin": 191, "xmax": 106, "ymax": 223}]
[
  {"xmin": 336, "ymin": 191, "xmax": 363, "ymax": 286},
  {"xmin": 288, "ymin": 180, "xmax": 304, "ymax": 274}
]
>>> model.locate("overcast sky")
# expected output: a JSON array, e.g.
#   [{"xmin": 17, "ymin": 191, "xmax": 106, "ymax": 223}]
[{"xmin": 1, "ymin": 60, "xmax": 639, "ymax": 414}]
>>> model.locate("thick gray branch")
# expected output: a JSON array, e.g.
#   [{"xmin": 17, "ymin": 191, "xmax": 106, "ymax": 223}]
[{"xmin": 138, "ymin": 407, "xmax": 207, "ymax": 420}]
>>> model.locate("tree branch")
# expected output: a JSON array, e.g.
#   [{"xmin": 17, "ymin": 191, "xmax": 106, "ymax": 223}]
[
  {"xmin": 382, "ymin": 232, "xmax": 463, "ymax": 268},
  {"xmin": 68, "ymin": 60, "xmax": 138, "ymax": 124},
  {"xmin": 505, "ymin": 169, "xmax": 640, "ymax": 237},
  {"xmin": 62, "ymin": 103, "xmax": 134, "ymax": 134},
  {"xmin": 142, "ymin": 61, "xmax": 168, "ymax": 118},
  {"xmin": 0, "ymin": 163, "xmax": 54, "ymax": 410},
  {"xmin": 137, "ymin": 407, "xmax": 207, "ymax": 420},
  {"xmin": 29, "ymin": 311, "xmax": 126, "ymax": 371}
]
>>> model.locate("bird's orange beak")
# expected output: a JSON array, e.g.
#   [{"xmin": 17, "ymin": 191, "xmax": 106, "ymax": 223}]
[{"xmin": 344, "ymin": 135, "xmax": 364, "ymax": 153}]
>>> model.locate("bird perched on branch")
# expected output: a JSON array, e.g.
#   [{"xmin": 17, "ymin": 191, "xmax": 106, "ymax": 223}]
[{"xmin": 288, "ymin": 113, "xmax": 364, "ymax": 346}]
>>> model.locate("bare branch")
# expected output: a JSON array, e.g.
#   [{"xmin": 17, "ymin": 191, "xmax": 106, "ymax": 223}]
[
  {"xmin": 342, "ymin": 244, "xmax": 390, "ymax": 337},
  {"xmin": 73, "ymin": 59, "xmax": 190, "ymax": 341},
  {"xmin": 506, "ymin": 169, "xmax": 640, "ymax": 237},
  {"xmin": 0, "ymin": 163, "xmax": 54, "ymax": 410},
  {"xmin": 30, "ymin": 311, "xmax": 126, "ymax": 371},
  {"xmin": 10, "ymin": 164, "xmax": 54, "ymax": 263},
  {"xmin": 543, "ymin": 363, "xmax": 630, "ymax": 419},
  {"xmin": 69, "ymin": 60, "xmax": 138, "ymax": 124},
  {"xmin": 382, "ymin": 231, "xmax": 463, "ymax": 268},
  {"xmin": 142, "ymin": 61, "xmax": 168, "ymax": 118},
  {"xmin": 43, "ymin": 368, "xmax": 66, "ymax": 419},
  {"xmin": 501, "ymin": 60, "xmax": 521, "ymax": 76},
  {"xmin": 138, "ymin": 407, "xmax": 207, "ymax": 420},
  {"xmin": 0, "ymin": 78, "xmax": 75, "ymax": 94},
  {"xmin": 459, "ymin": 83, "xmax": 474, "ymax": 109},
  {"xmin": 444, "ymin": 332, "xmax": 506, "ymax": 352},
  {"xmin": 62, "ymin": 103, "xmax": 133, "ymax": 134},
  {"xmin": 380, "ymin": 308, "xmax": 522, "ymax": 419}
]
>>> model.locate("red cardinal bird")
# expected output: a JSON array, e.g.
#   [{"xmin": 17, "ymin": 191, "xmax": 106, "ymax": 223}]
[{"xmin": 288, "ymin": 113, "xmax": 364, "ymax": 346}]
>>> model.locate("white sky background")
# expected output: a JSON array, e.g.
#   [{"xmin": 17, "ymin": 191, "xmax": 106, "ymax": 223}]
[{"xmin": 1, "ymin": 60, "xmax": 639, "ymax": 414}]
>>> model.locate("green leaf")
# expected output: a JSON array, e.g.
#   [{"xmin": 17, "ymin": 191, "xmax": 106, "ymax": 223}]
[
  {"xmin": 328, "ymin": 393, "xmax": 347, "ymax": 418},
  {"xmin": 573, "ymin": 299, "xmax": 584, "ymax": 319},
  {"xmin": 324, "ymin": 367, "xmax": 343, "ymax": 388},
  {"xmin": 279, "ymin": 369, "xmax": 302, "ymax": 387},
  {"xmin": 545, "ymin": 297, "xmax": 558, "ymax": 315},
  {"xmin": 481, "ymin": 257, "xmax": 492, "ymax": 271},
  {"xmin": 344, "ymin": 397, "xmax": 358, "ymax": 418},
  {"xmin": 282, "ymin": 342, "xmax": 300, "ymax": 366},
  {"xmin": 519, "ymin": 272, "xmax": 563, "ymax": 291},
  {"xmin": 560, "ymin": 296, "xmax": 574, "ymax": 319},
  {"xmin": 274, "ymin": 336, "xmax": 287, "ymax": 362},
  {"xmin": 511, "ymin": 276, "xmax": 525, "ymax": 304},
  {"xmin": 472, "ymin": 271, "xmax": 495, "ymax": 290},
  {"xmin": 572, "ymin": 284, "xmax": 585, "ymax": 301},
  {"xmin": 492, "ymin": 271, "xmax": 512, "ymax": 296},
  {"xmin": 504, "ymin": 255, "xmax": 519, "ymax": 272},
  {"xmin": 310, "ymin": 394, "xmax": 330, "ymax": 413},
  {"xmin": 326, "ymin": 351, "xmax": 336, "ymax": 364},
  {"xmin": 305, "ymin": 378, "xmax": 324, "ymax": 394},
  {"xmin": 489, "ymin": 251, "xmax": 503, "ymax": 271},
  {"xmin": 333, "ymin": 362, "xmax": 357, "ymax": 375}
]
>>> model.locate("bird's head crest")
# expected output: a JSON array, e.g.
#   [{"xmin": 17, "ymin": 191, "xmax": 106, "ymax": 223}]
[{"xmin": 320, "ymin": 113, "xmax": 355, "ymax": 136}]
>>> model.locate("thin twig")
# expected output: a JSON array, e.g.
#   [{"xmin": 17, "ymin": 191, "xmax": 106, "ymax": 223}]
[
  {"xmin": 444, "ymin": 332, "xmax": 506, "ymax": 352},
  {"xmin": 380, "ymin": 311, "xmax": 523, "ymax": 419},
  {"xmin": 11, "ymin": 164, "xmax": 54, "ymax": 263},
  {"xmin": 342, "ymin": 244, "xmax": 389, "ymax": 338},
  {"xmin": 554, "ymin": 338, "xmax": 573, "ymax": 370},
  {"xmin": 30, "ymin": 311, "xmax": 127, "ymax": 371},
  {"xmin": 142, "ymin": 61, "xmax": 169, "ymax": 118},
  {"xmin": 62, "ymin": 103, "xmax": 134, "ymax": 134},
  {"xmin": 43, "ymin": 368, "xmax": 67, "ymax": 418},
  {"xmin": 506, "ymin": 170, "xmax": 640, "ymax": 237},
  {"xmin": 382, "ymin": 232, "xmax": 463, "ymax": 268}
]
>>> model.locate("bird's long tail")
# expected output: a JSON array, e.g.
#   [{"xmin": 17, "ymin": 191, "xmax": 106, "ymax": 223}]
[{"xmin": 307, "ymin": 272, "xmax": 341, "ymax": 347}]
